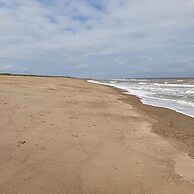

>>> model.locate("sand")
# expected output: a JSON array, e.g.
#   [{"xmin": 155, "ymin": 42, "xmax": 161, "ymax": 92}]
[{"xmin": 0, "ymin": 75, "xmax": 194, "ymax": 194}]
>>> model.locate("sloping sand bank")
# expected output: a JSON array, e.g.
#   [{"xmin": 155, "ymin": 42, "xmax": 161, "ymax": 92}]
[{"xmin": 0, "ymin": 75, "xmax": 194, "ymax": 194}]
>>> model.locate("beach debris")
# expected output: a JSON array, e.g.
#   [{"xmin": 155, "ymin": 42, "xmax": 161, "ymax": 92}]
[
  {"xmin": 17, "ymin": 140, "xmax": 26, "ymax": 146},
  {"xmin": 18, "ymin": 140, "xmax": 26, "ymax": 144},
  {"xmin": 24, "ymin": 175, "xmax": 32, "ymax": 181}
]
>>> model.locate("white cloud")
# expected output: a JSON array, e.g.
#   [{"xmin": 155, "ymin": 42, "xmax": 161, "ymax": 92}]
[
  {"xmin": 115, "ymin": 58, "xmax": 125, "ymax": 65},
  {"xmin": 75, "ymin": 63, "xmax": 90, "ymax": 69},
  {"xmin": 0, "ymin": 0, "xmax": 194, "ymax": 77},
  {"xmin": 0, "ymin": 65, "xmax": 14, "ymax": 71}
]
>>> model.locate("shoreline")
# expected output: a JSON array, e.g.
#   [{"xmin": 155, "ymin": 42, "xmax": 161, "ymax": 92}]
[
  {"xmin": 87, "ymin": 79, "xmax": 194, "ymax": 119},
  {"xmin": 1, "ymin": 75, "xmax": 194, "ymax": 193},
  {"xmin": 96, "ymin": 83, "xmax": 194, "ymax": 159}
]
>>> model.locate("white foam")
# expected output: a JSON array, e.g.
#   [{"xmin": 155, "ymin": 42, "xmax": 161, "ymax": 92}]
[
  {"xmin": 87, "ymin": 79, "xmax": 194, "ymax": 118},
  {"xmin": 138, "ymin": 82, "xmax": 147, "ymax": 85},
  {"xmin": 177, "ymin": 100, "xmax": 194, "ymax": 108},
  {"xmin": 185, "ymin": 89, "xmax": 194, "ymax": 94},
  {"xmin": 154, "ymin": 83, "xmax": 194, "ymax": 88},
  {"xmin": 87, "ymin": 80, "xmax": 109, "ymax": 85},
  {"xmin": 141, "ymin": 97, "xmax": 194, "ymax": 118}
]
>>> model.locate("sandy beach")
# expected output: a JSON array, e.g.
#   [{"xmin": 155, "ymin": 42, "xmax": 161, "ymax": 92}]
[{"xmin": 1, "ymin": 75, "xmax": 194, "ymax": 194}]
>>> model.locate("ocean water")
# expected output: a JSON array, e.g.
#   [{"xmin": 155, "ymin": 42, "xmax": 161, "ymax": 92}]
[{"xmin": 88, "ymin": 78, "xmax": 194, "ymax": 118}]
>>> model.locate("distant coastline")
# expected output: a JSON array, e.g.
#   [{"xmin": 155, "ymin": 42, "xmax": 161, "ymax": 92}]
[
  {"xmin": 0, "ymin": 73, "xmax": 74, "ymax": 79},
  {"xmin": 0, "ymin": 73, "xmax": 194, "ymax": 80}
]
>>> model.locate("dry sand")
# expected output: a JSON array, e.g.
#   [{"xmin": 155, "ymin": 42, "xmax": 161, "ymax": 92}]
[{"xmin": 0, "ymin": 75, "xmax": 194, "ymax": 194}]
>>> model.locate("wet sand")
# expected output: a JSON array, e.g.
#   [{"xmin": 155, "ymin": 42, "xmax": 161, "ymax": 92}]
[{"xmin": 0, "ymin": 75, "xmax": 194, "ymax": 194}]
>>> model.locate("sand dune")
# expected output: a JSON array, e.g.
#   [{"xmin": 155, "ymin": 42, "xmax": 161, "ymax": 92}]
[{"xmin": 0, "ymin": 75, "xmax": 194, "ymax": 194}]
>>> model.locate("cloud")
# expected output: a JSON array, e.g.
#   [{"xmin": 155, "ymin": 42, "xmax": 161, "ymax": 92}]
[
  {"xmin": 115, "ymin": 58, "xmax": 125, "ymax": 65},
  {"xmin": 0, "ymin": 0, "xmax": 194, "ymax": 78},
  {"xmin": 75, "ymin": 63, "xmax": 90, "ymax": 69},
  {"xmin": 0, "ymin": 65, "xmax": 14, "ymax": 71}
]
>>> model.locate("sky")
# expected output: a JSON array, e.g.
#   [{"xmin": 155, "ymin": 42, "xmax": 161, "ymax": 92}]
[{"xmin": 0, "ymin": 0, "xmax": 194, "ymax": 79}]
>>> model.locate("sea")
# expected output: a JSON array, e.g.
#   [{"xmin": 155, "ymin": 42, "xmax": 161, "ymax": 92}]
[{"xmin": 88, "ymin": 78, "xmax": 194, "ymax": 118}]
